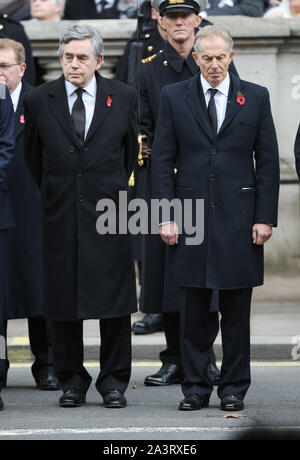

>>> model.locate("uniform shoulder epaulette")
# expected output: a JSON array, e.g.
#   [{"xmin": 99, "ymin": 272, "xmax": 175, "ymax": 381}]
[{"xmin": 141, "ymin": 53, "xmax": 157, "ymax": 64}]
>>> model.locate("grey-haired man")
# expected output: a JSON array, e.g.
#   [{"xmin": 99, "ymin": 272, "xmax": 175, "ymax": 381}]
[{"xmin": 23, "ymin": 25, "xmax": 138, "ymax": 409}]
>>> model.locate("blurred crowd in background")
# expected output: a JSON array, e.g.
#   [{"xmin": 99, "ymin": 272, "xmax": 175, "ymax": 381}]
[{"xmin": 0, "ymin": 0, "xmax": 299, "ymax": 22}]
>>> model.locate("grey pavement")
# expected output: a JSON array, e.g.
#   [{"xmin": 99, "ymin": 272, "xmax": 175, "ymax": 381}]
[
  {"xmin": 0, "ymin": 363, "xmax": 300, "ymax": 440},
  {"xmin": 5, "ymin": 273, "xmax": 300, "ymax": 362}
]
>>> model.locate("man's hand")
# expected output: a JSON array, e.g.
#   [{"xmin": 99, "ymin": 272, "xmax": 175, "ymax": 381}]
[
  {"xmin": 159, "ymin": 222, "xmax": 179, "ymax": 246},
  {"xmin": 252, "ymin": 223, "xmax": 273, "ymax": 245}
]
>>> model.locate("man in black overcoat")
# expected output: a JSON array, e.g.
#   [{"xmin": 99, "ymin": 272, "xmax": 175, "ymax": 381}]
[
  {"xmin": 152, "ymin": 25, "xmax": 280, "ymax": 411},
  {"xmin": 138, "ymin": 0, "xmax": 240, "ymax": 387},
  {"xmin": 23, "ymin": 25, "xmax": 138, "ymax": 408},
  {"xmin": 0, "ymin": 38, "xmax": 59, "ymax": 391},
  {"xmin": 294, "ymin": 124, "xmax": 300, "ymax": 180},
  {"xmin": 0, "ymin": 81, "xmax": 15, "ymax": 412}
]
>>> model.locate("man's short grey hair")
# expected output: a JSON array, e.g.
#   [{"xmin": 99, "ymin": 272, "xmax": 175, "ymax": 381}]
[
  {"xmin": 194, "ymin": 25, "xmax": 234, "ymax": 55},
  {"xmin": 58, "ymin": 25, "xmax": 104, "ymax": 58},
  {"xmin": 52, "ymin": 0, "xmax": 66, "ymax": 18}
]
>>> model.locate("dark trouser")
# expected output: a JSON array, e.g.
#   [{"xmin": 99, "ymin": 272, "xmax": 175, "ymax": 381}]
[
  {"xmin": 179, "ymin": 287, "xmax": 252, "ymax": 399},
  {"xmin": 160, "ymin": 310, "xmax": 219, "ymax": 369},
  {"xmin": 0, "ymin": 230, "xmax": 8, "ymax": 393},
  {"xmin": 28, "ymin": 317, "xmax": 54, "ymax": 381},
  {"xmin": 53, "ymin": 315, "xmax": 132, "ymax": 395},
  {"xmin": 1, "ymin": 316, "xmax": 54, "ymax": 385}
]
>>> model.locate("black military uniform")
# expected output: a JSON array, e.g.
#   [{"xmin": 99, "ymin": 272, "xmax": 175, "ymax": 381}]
[
  {"xmin": 0, "ymin": 14, "xmax": 35, "ymax": 86},
  {"xmin": 115, "ymin": 1, "xmax": 164, "ymax": 86},
  {"xmin": 115, "ymin": 24, "xmax": 165, "ymax": 86},
  {"xmin": 115, "ymin": 2, "xmax": 167, "ymax": 335},
  {"xmin": 137, "ymin": 0, "xmax": 238, "ymax": 386}
]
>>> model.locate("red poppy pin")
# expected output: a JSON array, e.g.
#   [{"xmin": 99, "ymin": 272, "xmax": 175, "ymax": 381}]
[
  {"xmin": 236, "ymin": 91, "xmax": 245, "ymax": 106},
  {"xmin": 106, "ymin": 96, "xmax": 112, "ymax": 107},
  {"xmin": 20, "ymin": 114, "xmax": 25, "ymax": 124}
]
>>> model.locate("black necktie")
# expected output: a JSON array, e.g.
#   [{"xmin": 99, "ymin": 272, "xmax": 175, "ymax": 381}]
[
  {"xmin": 71, "ymin": 88, "xmax": 86, "ymax": 142},
  {"xmin": 208, "ymin": 88, "xmax": 218, "ymax": 137}
]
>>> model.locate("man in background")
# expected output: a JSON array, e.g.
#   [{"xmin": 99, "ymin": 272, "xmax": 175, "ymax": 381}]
[
  {"xmin": 0, "ymin": 80, "xmax": 15, "ymax": 411},
  {"xmin": 0, "ymin": 38, "xmax": 59, "ymax": 391}
]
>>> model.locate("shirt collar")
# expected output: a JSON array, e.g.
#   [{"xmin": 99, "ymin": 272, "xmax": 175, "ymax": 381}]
[
  {"xmin": 10, "ymin": 81, "xmax": 22, "ymax": 112},
  {"xmin": 65, "ymin": 74, "xmax": 97, "ymax": 98},
  {"xmin": 201, "ymin": 73, "xmax": 230, "ymax": 97}
]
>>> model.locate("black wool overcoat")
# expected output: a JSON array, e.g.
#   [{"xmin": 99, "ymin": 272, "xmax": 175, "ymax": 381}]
[
  {"xmin": 152, "ymin": 73, "xmax": 280, "ymax": 290},
  {"xmin": 23, "ymin": 73, "xmax": 138, "ymax": 320},
  {"xmin": 6, "ymin": 81, "xmax": 44, "ymax": 319}
]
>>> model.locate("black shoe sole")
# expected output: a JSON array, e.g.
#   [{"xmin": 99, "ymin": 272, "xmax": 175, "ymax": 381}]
[
  {"xmin": 144, "ymin": 378, "xmax": 182, "ymax": 386},
  {"xmin": 103, "ymin": 402, "xmax": 127, "ymax": 408},
  {"xmin": 59, "ymin": 401, "xmax": 85, "ymax": 408},
  {"xmin": 179, "ymin": 400, "xmax": 209, "ymax": 411},
  {"xmin": 38, "ymin": 384, "xmax": 60, "ymax": 391},
  {"xmin": 220, "ymin": 403, "xmax": 244, "ymax": 411}
]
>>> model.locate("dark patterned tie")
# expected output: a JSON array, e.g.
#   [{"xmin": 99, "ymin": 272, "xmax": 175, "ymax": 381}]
[
  {"xmin": 208, "ymin": 88, "xmax": 218, "ymax": 137},
  {"xmin": 71, "ymin": 88, "xmax": 86, "ymax": 142}
]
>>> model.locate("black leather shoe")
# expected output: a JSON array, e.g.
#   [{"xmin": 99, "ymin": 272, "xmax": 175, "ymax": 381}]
[
  {"xmin": 36, "ymin": 369, "xmax": 60, "ymax": 391},
  {"xmin": 59, "ymin": 388, "xmax": 86, "ymax": 407},
  {"xmin": 132, "ymin": 314, "xmax": 163, "ymax": 335},
  {"xmin": 102, "ymin": 389, "xmax": 127, "ymax": 408},
  {"xmin": 144, "ymin": 364, "xmax": 183, "ymax": 386},
  {"xmin": 179, "ymin": 394, "xmax": 210, "ymax": 411},
  {"xmin": 220, "ymin": 394, "xmax": 244, "ymax": 411},
  {"xmin": 0, "ymin": 396, "xmax": 3, "ymax": 411},
  {"xmin": 207, "ymin": 363, "xmax": 221, "ymax": 385}
]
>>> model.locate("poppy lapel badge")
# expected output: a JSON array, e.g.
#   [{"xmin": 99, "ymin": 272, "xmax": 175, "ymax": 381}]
[
  {"xmin": 106, "ymin": 96, "xmax": 112, "ymax": 107},
  {"xmin": 20, "ymin": 114, "xmax": 25, "ymax": 124},
  {"xmin": 236, "ymin": 91, "xmax": 245, "ymax": 106}
]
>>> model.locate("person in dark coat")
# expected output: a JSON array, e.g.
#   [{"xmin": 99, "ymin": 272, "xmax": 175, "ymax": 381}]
[
  {"xmin": 138, "ymin": 0, "xmax": 241, "ymax": 387},
  {"xmin": 23, "ymin": 25, "xmax": 138, "ymax": 409},
  {"xmin": 63, "ymin": 0, "xmax": 121, "ymax": 19},
  {"xmin": 152, "ymin": 25, "xmax": 280, "ymax": 411},
  {"xmin": 0, "ymin": 82, "xmax": 15, "ymax": 412},
  {"xmin": 203, "ymin": 0, "xmax": 264, "ymax": 17},
  {"xmin": 294, "ymin": 124, "xmax": 300, "ymax": 179},
  {"xmin": 116, "ymin": 0, "xmax": 167, "ymax": 335},
  {"xmin": 115, "ymin": 1, "xmax": 167, "ymax": 86},
  {"xmin": 0, "ymin": 38, "xmax": 59, "ymax": 391},
  {"xmin": 0, "ymin": 14, "xmax": 35, "ymax": 85},
  {"xmin": 0, "ymin": 1, "xmax": 31, "ymax": 21}
]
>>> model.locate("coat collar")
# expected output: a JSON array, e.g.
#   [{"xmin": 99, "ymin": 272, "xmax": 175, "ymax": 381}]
[
  {"xmin": 185, "ymin": 72, "xmax": 243, "ymax": 142},
  {"xmin": 163, "ymin": 42, "xmax": 198, "ymax": 75},
  {"xmin": 14, "ymin": 80, "xmax": 32, "ymax": 140},
  {"xmin": 48, "ymin": 72, "xmax": 114, "ymax": 148}
]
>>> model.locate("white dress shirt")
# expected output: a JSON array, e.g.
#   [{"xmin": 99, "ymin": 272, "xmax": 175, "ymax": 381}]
[
  {"xmin": 201, "ymin": 73, "xmax": 230, "ymax": 133},
  {"xmin": 65, "ymin": 75, "xmax": 97, "ymax": 139},
  {"xmin": 10, "ymin": 81, "xmax": 22, "ymax": 113}
]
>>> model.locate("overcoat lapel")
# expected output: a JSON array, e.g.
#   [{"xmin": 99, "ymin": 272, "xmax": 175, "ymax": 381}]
[
  {"xmin": 15, "ymin": 81, "xmax": 33, "ymax": 140},
  {"xmin": 185, "ymin": 72, "xmax": 244, "ymax": 141},
  {"xmin": 14, "ymin": 92, "xmax": 24, "ymax": 140},
  {"xmin": 49, "ymin": 75, "xmax": 82, "ymax": 149},
  {"xmin": 85, "ymin": 73, "xmax": 114, "ymax": 143},
  {"xmin": 218, "ymin": 72, "xmax": 243, "ymax": 136},
  {"xmin": 185, "ymin": 74, "xmax": 214, "ymax": 143},
  {"xmin": 48, "ymin": 73, "xmax": 114, "ymax": 147}
]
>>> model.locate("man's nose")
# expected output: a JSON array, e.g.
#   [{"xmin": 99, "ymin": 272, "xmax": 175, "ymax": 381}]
[{"xmin": 70, "ymin": 57, "xmax": 80, "ymax": 67}]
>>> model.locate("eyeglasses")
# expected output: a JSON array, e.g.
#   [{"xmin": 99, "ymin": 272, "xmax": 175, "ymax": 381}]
[{"xmin": 0, "ymin": 63, "xmax": 20, "ymax": 71}]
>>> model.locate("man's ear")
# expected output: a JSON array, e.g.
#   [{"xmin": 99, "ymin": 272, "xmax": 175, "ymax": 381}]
[{"xmin": 192, "ymin": 51, "xmax": 199, "ymax": 66}]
